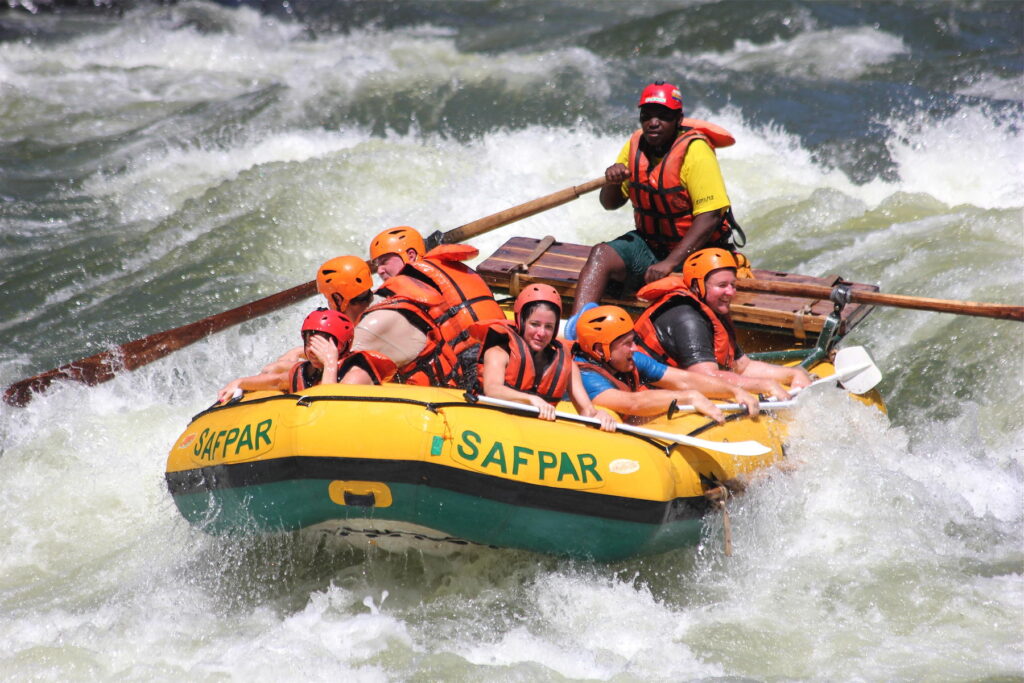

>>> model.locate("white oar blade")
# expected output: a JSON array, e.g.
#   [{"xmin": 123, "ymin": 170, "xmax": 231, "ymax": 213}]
[
  {"xmin": 687, "ymin": 438, "xmax": 772, "ymax": 457},
  {"xmin": 833, "ymin": 346, "xmax": 882, "ymax": 395}
]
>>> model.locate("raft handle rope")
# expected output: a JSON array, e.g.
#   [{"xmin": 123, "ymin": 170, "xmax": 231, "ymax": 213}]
[
  {"xmin": 686, "ymin": 410, "xmax": 755, "ymax": 438},
  {"xmin": 704, "ymin": 484, "xmax": 733, "ymax": 556},
  {"xmin": 509, "ymin": 235, "xmax": 557, "ymax": 296},
  {"xmin": 295, "ymin": 393, "xmax": 445, "ymax": 413},
  {"xmin": 725, "ymin": 208, "xmax": 746, "ymax": 248}
]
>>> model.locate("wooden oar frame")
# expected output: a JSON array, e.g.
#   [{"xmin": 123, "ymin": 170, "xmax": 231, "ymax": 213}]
[{"xmin": 477, "ymin": 236, "xmax": 879, "ymax": 355}]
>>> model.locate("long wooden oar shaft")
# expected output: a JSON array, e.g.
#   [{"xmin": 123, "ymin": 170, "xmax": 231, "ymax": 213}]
[
  {"xmin": 441, "ymin": 177, "xmax": 605, "ymax": 245},
  {"xmin": 737, "ymin": 278, "xmax": 1023, "ymax": 322},
  {"xmin": 3, "ymin": 281, "xmax": 316, "ymax": 408},
  {"xmin": 5, "ymin": 176, "xmax": 606, "ymax": 407}
]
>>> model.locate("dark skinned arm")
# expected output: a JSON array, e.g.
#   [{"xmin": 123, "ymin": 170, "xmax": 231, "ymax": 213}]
[
  {"xmin": 643, "ymin": 209, "xmax": 724, "ymax": 283},
  {"xmin": 600, "ymin": 163, "xmax": 629, "ymax": 210}
]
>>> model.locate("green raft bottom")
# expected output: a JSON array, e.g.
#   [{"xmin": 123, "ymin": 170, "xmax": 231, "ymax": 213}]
[{"xmin": 172, "ymin": 479, "xmax": 705, "ymax": 563}]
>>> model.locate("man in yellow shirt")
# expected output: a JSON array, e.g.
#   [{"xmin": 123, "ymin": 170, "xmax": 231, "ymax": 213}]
[{"xmin": 571, "ymin": 81, "xmax": 738, "ymax": 316}]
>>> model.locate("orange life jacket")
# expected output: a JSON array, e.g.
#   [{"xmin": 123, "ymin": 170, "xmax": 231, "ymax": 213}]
[
  {"xmin": 338, "ymin": 350, "xmax": 397, "ymax": 385},
  {"xmin": 405, "ymin": 244, "xmax": 503, "ymax": 355},
  {"xmin": 367, "ymin": 275, "xmax": 460, "ymax": 387},
  {"xmin": 288, "ymin": 360, "xmax": 322, "ymax": 392},
  {"xmin": 627, "ymin": 125, "xmax": 733, "ymax": 256},
  {"xmin": 574, "ymin": 354, "xmax": 646, "ymax": 394},
  {"xmin": 475, "ymin": 321, "xmax": 573, "ymax": 405},
  {"xmin": 633, "ymin": 275, "xmax": 737, "ymax": 370}
]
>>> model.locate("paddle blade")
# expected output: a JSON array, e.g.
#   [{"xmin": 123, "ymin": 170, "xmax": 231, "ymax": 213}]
[{"xmin": 833, "ymin": 346, "xmax": 882, "ymax": 395}]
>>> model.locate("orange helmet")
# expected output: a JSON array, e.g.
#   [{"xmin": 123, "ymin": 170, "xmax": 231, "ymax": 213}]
[
  {"xmin": 316, "ymin": 255, "xmax": 373, "ymax": 310},
  {"xmin": 682, "ymin": 248, "xmax": 738, "ymax": 299},
  {"xmin": 513, "ymin": 283, "xmax": 562, "ymax": 328},
  {"xmin": 369, "ymin": 226, "xmax": 425, "ymax": 264},
  {"xmin": 301, "ymin": 309, "xmax": 354, "ymax": 354},
  {"xmin": 575, "ymin": 305, "xmax": 634, "ymax": 360},
  {"xmin": 638, "ymin": 81, "xmax": 683, "ymax": 111}
]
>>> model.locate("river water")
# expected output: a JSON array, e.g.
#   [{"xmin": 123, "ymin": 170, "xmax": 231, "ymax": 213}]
[{"xmin": 1, "ymin": 1, "xmax": 1022, "ymax": 680}]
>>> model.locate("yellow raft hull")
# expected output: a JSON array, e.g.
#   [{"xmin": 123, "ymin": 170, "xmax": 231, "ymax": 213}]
[{"xmin": 165, "ymin": 360, "xmax": 881, "ymax": 561}]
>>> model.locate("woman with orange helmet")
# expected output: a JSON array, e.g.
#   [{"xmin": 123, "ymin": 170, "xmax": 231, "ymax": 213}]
[
  {"xmin": 217, "ymin": 309, "xmax": 396, "ymax": 402},
  {"xmin": 573, "ymin": 305, "xmax": 757, "ymax": 424},
  {"xmin": 474, "ymin": 284, "xmax": 615, "ymax": 430},
  {"xmin": 633, "ymin": 248, "xmax": 811, "ymax": 399}
]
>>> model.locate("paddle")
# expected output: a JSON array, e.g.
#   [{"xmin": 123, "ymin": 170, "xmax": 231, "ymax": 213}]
[
  {"xmin": 736, "ymin": 277, "xmax": 1023, "ymax": 322},
  {"xmin": 4, "ymin": 176, "xmax": 606, "ymax": 408},
  {"xmin": 670, "ymin": 345, "xmax": 883, "ymax": 414},
  {"xmin": 471, "ymin": 395, "xmax": 773, "ymax": 457}
]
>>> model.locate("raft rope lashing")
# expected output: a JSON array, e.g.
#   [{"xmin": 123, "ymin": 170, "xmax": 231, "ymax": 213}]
[
  {"xmin": 685, "ymin": 409, "xmax": 754, "ymax": 438},
  {"xmin": 704, "ymin": 485, "xmax": 733, "ymax": 556},
  {"xmin": 508, "ymin": 235, "xmax": 557, "ymax": 296},
  {"xmin": 792, "ymin": 302, "xmax": 815, "ymax": 340}
]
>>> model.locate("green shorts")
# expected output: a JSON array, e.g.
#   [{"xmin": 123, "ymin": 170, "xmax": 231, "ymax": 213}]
[
  {"xmin": 604, "ymin": 231, "xmax": 671, "ymax": 293},
  {"xmin": 605, "ymin": 230, "xmax": 733, "ymax": 294}
]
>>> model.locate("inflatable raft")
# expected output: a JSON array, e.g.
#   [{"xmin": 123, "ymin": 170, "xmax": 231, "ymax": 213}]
[
  {"xmin": 165, "ymin": 357, "xmax": 882, "ymax": 561},
  {"xmin": 165, "ymin": 237, "xmax": 886, "ymax": 560}
]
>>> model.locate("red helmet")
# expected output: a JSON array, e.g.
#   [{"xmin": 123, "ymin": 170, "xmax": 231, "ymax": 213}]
[
  {"xmin": 638, "ymin": 81, "xmax": 683, "ymax": 111},
  {"xmin": 316, "ymin": 256, "xmax": 373, "ymax": 311},
  {"xmin": 513, "ymin": 283, "xmax": 562, "ymax": 328},
  {"xmin": 683, "ymin": 248, "xmax": 738, "ymax": 299},
  {"xmin": 576, "ymin": 305, "xmax": 634, "ymax": 360},
  {"xmin": 301, "ymin": 309, "xmax": 354, "ymax": 353},
  {"xmin": 369, "ymin": 226, "xmax": 425, "ymax": 264}
]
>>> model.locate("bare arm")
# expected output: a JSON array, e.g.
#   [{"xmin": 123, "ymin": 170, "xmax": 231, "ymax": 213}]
[
  {"xmin": 567, "ymin": 364, "xmax": 617, "ymax": 431},
  {"xmin": 599, "ymin": 163, "xmax": 629, "ymax": 210},
  {"xmin": 217, "ymin": 370, "xmax": 290, "ymax": 403},
  {"xmin": 687, "ymin": 359, "xmax": 792, "ymax": 400},
  {"xmin": 480, "ymin": 346, "xmax": 556, "ymax": 420},
  {"xmin": 591, "ymin": 386, "xmax": 724, "ymax": 423},
  {"xmin": 653, "ymin": 365, "xmax": 760, "ymax": 415},
  {"xmin": 734, "ymin": 355, "xmax": 812, "ymax": 390},
  {"xmin": 261, "ymin": 345, "xmax": 305, "ymax": 374},
  {"xmin": 339, "ymin": 365, "xmax": 374, "ymax": 385}
]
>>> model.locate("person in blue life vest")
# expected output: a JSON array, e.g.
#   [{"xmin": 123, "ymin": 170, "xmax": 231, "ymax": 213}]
[
  {"xmin": 474, "ymin": 283, "xmax": 616, "ymax": 431},
  {"xmin": 217, "ymin": 309, "xmax": 396, "ymax": 402},
  {"xmin": 572, "ymin": 305, "xmax": 760, "ymax": 424},
  {"xmin": 634, "ymin": 248, "xmax": 812, "ymax": 397},
  {"xmin": 571, "ymin": 80, "xmax": 750, "ymax": 317}
]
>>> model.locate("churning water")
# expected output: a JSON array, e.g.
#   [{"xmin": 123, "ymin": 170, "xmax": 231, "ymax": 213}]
[{"xmin": 1, "ymin": 2, "xmax": 1021, "ymax": 679}]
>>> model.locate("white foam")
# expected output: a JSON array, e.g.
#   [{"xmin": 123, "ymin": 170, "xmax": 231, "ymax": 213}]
[
  {"xmin": 957, "ymin": 73, "xmax": 1024, "ymax": 102},
  {"xmin": 886, "ymin": 104, "xmax": 1024, "ymax": 210},
  {"xmin": 461, "ymin": 571, "xmax": 720, "ymax": 679},
  {"xmin": 697, "ymin": 26, "xmax": 908, "ymax": 80}
]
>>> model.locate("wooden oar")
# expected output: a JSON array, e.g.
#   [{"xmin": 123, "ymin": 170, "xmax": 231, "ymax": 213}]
[
  {"xmin": 736, "ymin": 277, "xmax": 1023, "ymax": 322},
  {"xmin": 4, "ymin": 176, "xmax": 606, "ymax": 408},
  {"xmin": 472, "ymin": 395, "xmax": 772, "ymax": 457}
]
